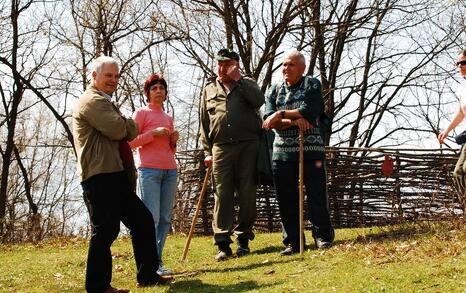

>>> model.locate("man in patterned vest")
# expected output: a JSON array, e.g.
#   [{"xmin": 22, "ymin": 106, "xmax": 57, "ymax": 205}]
[{"xmin": 263, "ymin": 49, "xmax": 334, "ymax": 255}]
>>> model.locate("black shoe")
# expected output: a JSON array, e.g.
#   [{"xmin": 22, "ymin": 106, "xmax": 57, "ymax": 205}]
[
  {"xmin": 236, "ymin": 246, "xmax": 250, "ymax": 257},
  {"xmin": 280, "ymin": 244, "xmax": 299, "ymax": 256},
  {"xmin": 236, "ymin": 239, "xmax": 250, "ymax": 257},
  {"xmin": 215, "ymin": 243, "xmax": 232, "ymax": 261},
  {"xmin": 315, "ymin": 238, "xmax": 332, "ymax": 249}
]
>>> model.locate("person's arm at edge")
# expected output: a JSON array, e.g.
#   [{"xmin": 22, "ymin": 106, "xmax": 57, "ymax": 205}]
[{"xmin": 439, "ymin": 106, "xmax": 465, "ymax": 144}]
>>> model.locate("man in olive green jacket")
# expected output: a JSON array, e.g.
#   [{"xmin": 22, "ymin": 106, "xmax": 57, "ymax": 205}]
[
  {"xmin": 73, "ymin": 56, "xmax": 171, "ymax": 293},
  {"xmin": 200, "ymin": 48, "xmax": 265, "ymax": 261}
]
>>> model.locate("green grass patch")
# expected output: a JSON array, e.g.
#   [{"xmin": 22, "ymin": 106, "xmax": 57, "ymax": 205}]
[{"xmin": 1, "ymin": 221, "xmax": 465, "ymax": 292}]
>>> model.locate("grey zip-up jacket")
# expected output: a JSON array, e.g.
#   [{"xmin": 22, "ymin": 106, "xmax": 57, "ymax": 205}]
[{"xmin": 72, "ymin": 85, "xmax": 138, "ymax": 181}]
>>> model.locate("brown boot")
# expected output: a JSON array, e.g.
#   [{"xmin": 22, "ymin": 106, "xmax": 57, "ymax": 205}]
[
  {"xmin": 137, "ymin": 275, "xmax": 174, "ymax": 287},
  {"xmin": 103, "ymin": 286, "xmax": 130, "ymax": 293}
]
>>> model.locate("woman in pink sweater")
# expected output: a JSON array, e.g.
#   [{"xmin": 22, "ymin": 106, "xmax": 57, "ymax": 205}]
[{"xmin": 129, "ymin": 74, "xmax": 178, "ymax": 276}]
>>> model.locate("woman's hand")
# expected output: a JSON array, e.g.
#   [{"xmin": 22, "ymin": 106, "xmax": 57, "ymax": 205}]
[
  {"xmin": 152, "ymin": 127, "xmax": 170, "ymax": 137},
  {"xmin": 170, "ymin": 131, "xmax": 179, "ymax": 148}
]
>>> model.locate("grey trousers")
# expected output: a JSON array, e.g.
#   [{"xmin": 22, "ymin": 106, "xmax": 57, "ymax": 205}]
[
  {"xmin": 452, "ymin": 145, "xmax": 466, "ymax": 211},
  {"xmin": 211, "ymin": 140, "xmax": 259, "ymax": 245}
]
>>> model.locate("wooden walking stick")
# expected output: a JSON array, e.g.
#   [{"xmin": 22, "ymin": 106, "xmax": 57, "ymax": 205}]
[
  {"xmin": 181, "ymin": 166, "xmax": 211, "ymax": 261},
  {"xmin": 299, "ymin": 129, "xmax": 305, "ymax": 255}
]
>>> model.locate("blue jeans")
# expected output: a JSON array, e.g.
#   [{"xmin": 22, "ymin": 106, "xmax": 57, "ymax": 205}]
[{"xmin": 138, "ymin": 167, "xmax": 177, "ymax": 262}]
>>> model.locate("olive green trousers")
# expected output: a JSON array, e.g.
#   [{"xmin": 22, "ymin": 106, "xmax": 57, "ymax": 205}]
[{"xmin": 211, "ymin": 140, "xmax": 259, "ymax": 245}]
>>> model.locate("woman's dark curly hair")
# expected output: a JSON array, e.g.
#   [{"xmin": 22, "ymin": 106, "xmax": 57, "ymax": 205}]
[{"xmin": 143, "ymin": 73, "xmax": 168, "ymax": 103}]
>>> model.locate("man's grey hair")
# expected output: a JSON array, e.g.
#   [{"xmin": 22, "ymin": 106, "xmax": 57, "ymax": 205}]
[
  {"xmin": 283, "ymin": 49, "xmax": 306, "ymax": 65},
  {"xmin": 92, "ymin": 55, "xmax": 119, "ymax": 74}
]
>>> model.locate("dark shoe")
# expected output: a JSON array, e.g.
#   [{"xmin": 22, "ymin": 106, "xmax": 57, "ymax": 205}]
[
  {"xmin": 215, "ymin": 243, "xmax": 232, "ymax": 261},
  {"xmin": 103, "ymin": 286, "xmax": 130, "ymax": 293},
  {"xmin": 215, "ymin": 246, "xmax": 233, "ymax": 261},
  {"xmin": 236, "ymin": 239, "xmax": 250, "ymax": 257},
  {"xmin": 315, "ymin": 238, "xmax": 332, "ymax": 249},
  {"xmin": 137, "ymin": 275, "xmax": 174, "ymax": 287},
  {"xmin": 280, "ymin": 244, "xmax": 299, "ymax": 256},
  {"xmin": 236, "ymin": 246, "xmax": 250, "ymax": 257}
]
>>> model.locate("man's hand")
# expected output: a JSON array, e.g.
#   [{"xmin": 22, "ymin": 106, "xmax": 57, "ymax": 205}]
[
  {"xmin": 293, "ymin": 118, "xmax": 313, "ymax": 132},
  {"xmin": 152, "ymin": 127, "xmax": 170, "ymax": 137},
  {"xmin": 262, "ymin": 112, "xmax": 281, "ymax": 130},
  {"xmin": 226, "ymin": 64, "xmax": 241, "ymax": 82},
  {"xmin": 204, "ymin": 155, "xmax": 213, "ymax": 168}
]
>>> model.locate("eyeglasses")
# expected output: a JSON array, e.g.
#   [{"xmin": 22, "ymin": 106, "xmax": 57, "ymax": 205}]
[{"xmin": 457, "ymin": 60, "xmax": 466, "ymax": 66}]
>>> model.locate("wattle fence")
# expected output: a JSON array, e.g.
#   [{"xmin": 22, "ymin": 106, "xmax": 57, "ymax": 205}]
[{"xmin": 172, "ymin": 147, "xmax": 464, "ymax": 235}]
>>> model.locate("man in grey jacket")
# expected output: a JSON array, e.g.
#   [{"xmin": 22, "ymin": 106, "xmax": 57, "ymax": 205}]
[{"xmin": 73, "ymin": 56, "xmax": 172, "ymax": 293}]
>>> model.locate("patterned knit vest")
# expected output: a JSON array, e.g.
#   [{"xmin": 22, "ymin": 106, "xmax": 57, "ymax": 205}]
[{"xmin": 272, "ymin": 77, "xmax": 325, "ymax": 162}]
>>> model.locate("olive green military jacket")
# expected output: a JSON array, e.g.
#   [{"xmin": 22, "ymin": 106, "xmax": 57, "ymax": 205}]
[
  {"xmin": 200, "ymin": 77, "xmax": 265, "ymax": 156},
  {"xmin": 72, "ymin": 85, "xmax": 138, "ymax": 181}
]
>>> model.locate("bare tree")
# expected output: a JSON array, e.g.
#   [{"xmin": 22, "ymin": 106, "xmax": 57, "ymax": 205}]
[
  {"xmin": 1, "ymin": 0, "xmax": 464, "ymax": 242},
  {"xmin": 296, "ymin": 0, "xmax": 466, "ymax": 148},
  {"xmin": 163, "ymin": 1, "xmax": 311, "ymax": 87},
  {"xmin": 0, "ymin": 0, "xmax": 53, "ymax": 235},
  {"xmin": 48, "ymin": 0, "xmax": 180, "ymax": 105},
  {"xmin": 3, "ymin": 107, "xmax": 80, "ymax": 241},
  {"xmin": 1, "ymin": 0, "xmax": 182, "ymax": 241}
]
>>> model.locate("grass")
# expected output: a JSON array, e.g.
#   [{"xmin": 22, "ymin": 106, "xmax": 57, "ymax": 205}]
[{"xmin": 1, "ymin": 221, "xmax": 465, "ymax": 292}]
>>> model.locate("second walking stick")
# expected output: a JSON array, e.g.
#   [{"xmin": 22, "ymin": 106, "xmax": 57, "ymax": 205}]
[{"xmin": 181, "ymin": 166, "xmax": 211, "ymax": 261}]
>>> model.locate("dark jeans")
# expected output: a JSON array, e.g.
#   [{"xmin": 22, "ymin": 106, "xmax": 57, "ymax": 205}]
[
  {"xmin": 453, "ymin": 144, "xmax": 466, "ymax": 211},
  {"xmin": 82, "ymin": 171, "xmax": 160, "ymax": 293},
  {"xmin": 272, "ymin": 160, "xmax": 334, "ymax": 248}
]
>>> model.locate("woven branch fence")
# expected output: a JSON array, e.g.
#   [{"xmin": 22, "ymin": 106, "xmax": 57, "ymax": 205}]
[{"xmin": 172, "ymin": 147, "xmax": 464, "ymax": 235}]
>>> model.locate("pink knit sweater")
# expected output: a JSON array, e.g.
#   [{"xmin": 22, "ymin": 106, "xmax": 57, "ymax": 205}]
[{"xmin": 129, "ymin": 104, "xmax": 177, "ymax": 170}]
